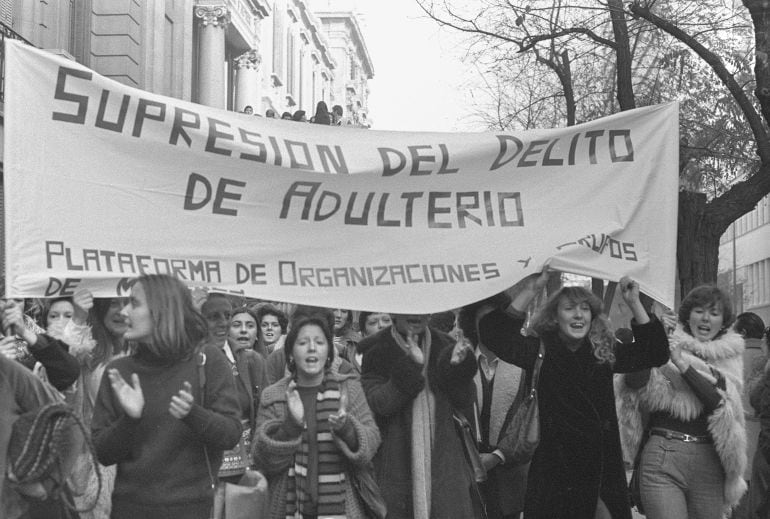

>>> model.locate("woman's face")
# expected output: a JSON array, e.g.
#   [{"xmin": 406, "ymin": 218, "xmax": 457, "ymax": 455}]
[
  {"xmin": 260, "ymin": 314, "xmax": 282, "ymax": 346},
  {"xmin": 47, "ymin": 300, "xmax": 74, "ymax": 330},
  {"xmin": 229, "ymin": 312, "xmax": 258, "ymax": 349},
  {"xmin": 688, "ymin": 304, "xmax": 724, "ymax": 342},
  {"xmin": 121, "ymin": 283, "xmax": 153, "ymax": 342},
  {"xmin": 103, "ymin": 298, "xmax": 128, "ymax": 337},
  {"xmin": 292, "ymin": 324, "xmax": 329, "ymax": 385},
  {"xmin": 203, "ymin": 298, "xmax": 232, "ymax": 348},
  {"xmin": 333, "ymin": 309, "xmax": 349, "ymax": 331},
  {"xmin": 363, "ymin": 313, "xmax": 392, "ymax": 337},
  {"xmin": 555, "ymin": 297, "xmax": 592, "ymax": 343}
]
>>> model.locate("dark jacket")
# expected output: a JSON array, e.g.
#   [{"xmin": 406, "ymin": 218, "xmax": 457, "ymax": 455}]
[
  {"xmin": 360, "ymin": 326, "xmax": 478, "ymax": 519},
  {"xmin": 483, "ymin": 312, "xmax": 669, "ymax": 519},
  {"xmin": 92, "ymin": 344, "xmax": 241, "ymax": 517},
  {"xmin": 29, "ymin": 333, "xmax": 81, "ymax": 391}
]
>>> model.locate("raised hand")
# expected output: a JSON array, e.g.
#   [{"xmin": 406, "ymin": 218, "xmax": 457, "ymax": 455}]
[
  {"xmin": 328, "ymin": 384, "xmax": 349, "ymax": 432},
  {"xmin": 510, "ymin": 268, "xmax": 551, "ymax": 312},
  {"xmin": 108, "ymin": 369, "xmax": 144, "ymax": 419},
  {"xmin": 0, "ymin": 335, "xmax": 19, "ymax": 360},
  {"xmin": 1, "ymin": 301, "xmax": 37, "ymax": 346},
  {"xmin": 72, "ymin": 288, "xmax": 94, "ymax": 325},
  {"xmin": 405, "ymin": 330, "xmax": 425, "ymax": 365},
  {"xmin": 619, "ymin": 276, "xmax": 640, "ymax": 305},
  {"xmin": 286, "ymin": 380, "xmax": 305, "ymax": 426},
  {"xmin": 169, "ymin": 381, "xmax": 194, "ymax": 419},
  {"xmin": 450, "ymin": 329, "xmax": 473, "ymax": 365},
  {"xmin": 619, "ymin": 276, "xmax": 650, "ymax": 325}
]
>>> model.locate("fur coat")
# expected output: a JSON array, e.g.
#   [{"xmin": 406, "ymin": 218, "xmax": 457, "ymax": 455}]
[{"xmin": 616, "ymin": 327, "xmax": 747, "ymax": 508}]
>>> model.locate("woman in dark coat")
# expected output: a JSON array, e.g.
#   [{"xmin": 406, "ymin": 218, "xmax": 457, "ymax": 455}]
[{"xmin": 483, "ymin": 273, "xmax": 669, "ymax": 519}]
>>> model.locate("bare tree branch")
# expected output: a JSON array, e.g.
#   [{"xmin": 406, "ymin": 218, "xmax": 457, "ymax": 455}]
[{"xmin": 629, "ymin": 1, "xmax": 770, "ymax": 163}]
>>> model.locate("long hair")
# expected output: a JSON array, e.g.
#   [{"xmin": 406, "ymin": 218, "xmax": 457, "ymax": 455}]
[
  {"xmin": 135, "ymin": 274, "xmax": 208, "ymax": 362},
  {"xmin": 531, "ymin": 286, "xmax": 616, "ymax": 365},
  {"xmin": 86, "ymin": 298, "xmax": 129, "ymax": 370},
  {"xmin": 678, "ymin": 285, "xmax": 734, "ymax": 338},
  {"xmin": 284, "ymin": 315, "xmax": 335, "ymax": 373}
]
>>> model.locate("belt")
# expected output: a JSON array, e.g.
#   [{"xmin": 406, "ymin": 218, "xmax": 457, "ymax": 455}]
[{"xmin": 649, "ymin": 428, "xmax": 711, "ymax": 444}]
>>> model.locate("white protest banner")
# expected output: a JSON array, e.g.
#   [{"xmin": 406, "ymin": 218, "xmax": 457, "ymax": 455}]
[{"xmin": 4, "ymin": 40, "xmax": 678, "ymax": 312}]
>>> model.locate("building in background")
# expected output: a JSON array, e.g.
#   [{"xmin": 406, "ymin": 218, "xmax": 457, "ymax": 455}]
[
  {"xmin": 718, "ymin": 193, "xmax": 770, "ymax": 325},
  {"xmin": 0, "ymin": 0, "xmax": 372, "ymax": 282}
]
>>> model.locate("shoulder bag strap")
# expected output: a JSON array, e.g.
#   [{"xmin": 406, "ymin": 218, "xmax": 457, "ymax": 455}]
[
  {"xmin": 196, "ymin": 347, "xmax": 215, "ymax": 490},
  {"xmin": 530, "ymin": 341, "xmax": 545, "ymax": 394}
]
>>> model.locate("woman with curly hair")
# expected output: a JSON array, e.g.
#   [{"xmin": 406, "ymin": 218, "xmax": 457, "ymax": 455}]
[
  {"xmin": 617, "ymin": 285, "xmax": 748, "ymax": 519},
  {"xmin": 483, "ymin": 272, "xmax": 669, "ymax": 519}
]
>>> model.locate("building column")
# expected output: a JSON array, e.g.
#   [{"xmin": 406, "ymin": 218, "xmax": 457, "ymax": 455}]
[
  {"xmin": 195, "ymin": 5, "xmax": 230, "ymax": 109},
  {"xmin": 234, "ymin": 50, "xmax": 261, "ymax": 113}
]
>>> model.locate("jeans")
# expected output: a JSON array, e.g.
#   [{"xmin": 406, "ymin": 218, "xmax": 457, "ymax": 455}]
[{"xmin": 639, "ymin": 434, "xmax": 725, "ymax": 519}]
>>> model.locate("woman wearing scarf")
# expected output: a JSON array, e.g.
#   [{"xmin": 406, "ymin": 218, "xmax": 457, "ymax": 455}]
[
  {"xmin": 253, "ymin": 314, "xmax": 380, "ymax": 518},
  {"xmin": 617, "ymin": 285, "xmax": 747, "ymax": 518},
  {"xmin": 360, "ymin": 312, "xmax": 477, "ymax": 519}
]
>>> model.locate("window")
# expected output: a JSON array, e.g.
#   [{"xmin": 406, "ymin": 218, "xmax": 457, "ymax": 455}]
[{"xmin": 746, "ymin": 258, "xmax": 770, "ymax": 308}]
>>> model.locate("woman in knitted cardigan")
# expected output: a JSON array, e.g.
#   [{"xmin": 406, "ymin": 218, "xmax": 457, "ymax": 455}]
[
  {"xmin": 252, "ymin": 314, "xmax": 381, "ymax": 519},
  {"xmin": 617, "ymin": 285, "xmax": 747, "ymax": 518}
]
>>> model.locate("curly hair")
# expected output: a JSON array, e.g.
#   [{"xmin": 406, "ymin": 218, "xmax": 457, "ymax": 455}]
[
  {"xmin": 531, "ymin": 286, "xmax": 615, "ymax": 365},
  {"xmin": 255, "ymin": 303, "xmax": 288, "ymax": 334},
  {"xmin": 678, "ymin": 285, "xmax": 734, "ymax": 337}
]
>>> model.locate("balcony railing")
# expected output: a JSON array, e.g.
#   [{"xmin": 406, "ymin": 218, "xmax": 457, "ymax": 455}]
[{"xmin": 0, "ymin": 21, "xmax": 34, "ymax": 103}]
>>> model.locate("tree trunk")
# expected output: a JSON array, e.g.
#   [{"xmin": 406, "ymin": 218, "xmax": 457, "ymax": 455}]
[
  {"xmin": 677, "ymin": 191, "xmax": 723, "ymax": 297},
  {"xmin": 607, "ymin": 0, "xmax": 636, "ymax": 110}
]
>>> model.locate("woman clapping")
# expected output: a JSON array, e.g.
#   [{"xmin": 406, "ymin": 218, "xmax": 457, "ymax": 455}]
[
  {"xmin": 252, "ymin": 314, "xmax": 380, "ymax": 518},
  {"xmin": 91, "ymin": 274, "xmax": 241, "ymax": 519}
]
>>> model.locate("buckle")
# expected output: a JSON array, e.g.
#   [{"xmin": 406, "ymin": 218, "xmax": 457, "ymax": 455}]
[{"xmin": 680, "ymin": 433, "xmax": 698, "ymax": 443}]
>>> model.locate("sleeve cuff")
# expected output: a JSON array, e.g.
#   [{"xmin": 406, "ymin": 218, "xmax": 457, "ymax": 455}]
[{"xmin": 492, "ymin": 449, "xmax": 506, "ymax": 464}]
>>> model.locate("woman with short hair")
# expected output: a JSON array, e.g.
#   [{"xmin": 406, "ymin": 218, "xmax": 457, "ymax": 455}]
[
  {"xmin": 618, "ymin": 285, "xmax": 747, "ymax": 518},
  {"xmin": 253, "ymin": 314, "xmax": 380, "ymax": 518}
]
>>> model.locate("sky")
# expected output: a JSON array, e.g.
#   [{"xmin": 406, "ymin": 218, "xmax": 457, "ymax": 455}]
[{"xmin": 349, "ymin": 1, "xmax": 484, "ymax": 133}]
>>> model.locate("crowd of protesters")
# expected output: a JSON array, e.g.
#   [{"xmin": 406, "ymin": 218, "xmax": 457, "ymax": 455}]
[
  {"xmin": 239, "ymin": 100, "xmax": 371, "ymax": 128},
  {"xmin": 2, "ymin": 272, "xmax": 770, "ymax": 519}
]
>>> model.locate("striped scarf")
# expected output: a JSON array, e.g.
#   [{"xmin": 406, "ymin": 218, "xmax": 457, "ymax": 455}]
[{"xmin": 285, "ymin": 377, "xmax": 347, "ymax": 519}]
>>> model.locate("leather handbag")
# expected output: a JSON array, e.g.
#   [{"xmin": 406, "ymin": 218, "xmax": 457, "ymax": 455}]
[
  {"xmin": 213, "ymin": 469, "xmax": 269, "ymax": 519},
  {"xmin": 453, "ymin": 410, "xmax": 488, "ymax": 483},
  {"xmin": 505, "ymin": 341, "xmax": 544, "ymax": 465},
  {"xmin": 348, "ymin": 462, "xmax": 387, "ymax": 519}
]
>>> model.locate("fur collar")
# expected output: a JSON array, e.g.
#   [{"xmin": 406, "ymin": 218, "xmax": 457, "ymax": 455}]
[{"xmin": 671, "ymin": 327, "xmax": 744, "ymax": 364}]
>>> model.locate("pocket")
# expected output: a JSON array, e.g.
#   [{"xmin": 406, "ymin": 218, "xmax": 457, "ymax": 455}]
[{"xmin": 641, "ymin": 435, "xmax": 678, "ymax": 472}]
